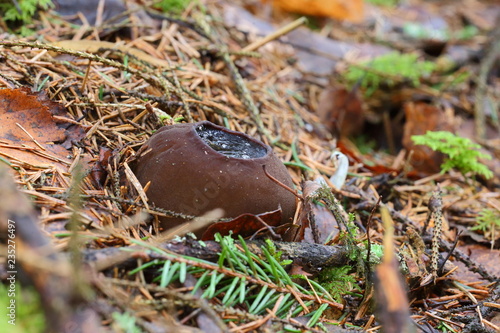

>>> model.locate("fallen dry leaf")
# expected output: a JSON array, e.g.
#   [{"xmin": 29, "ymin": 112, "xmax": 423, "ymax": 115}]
[
  {"xmin": 317, "ymin": 86, "xmax": 365, "ymax": 138},
  {"xmin": 452, "ymin": 244, "xmax": 500, "ymax": 283},
  {"xmin": 201, "ymin": 209, "xmax": 283, "ymax": 240},
  {"xmin": 90, "ymin": 147, "xmax": 113, "ymax": 188},
  {"xmin": 402, "ymin": 101, "xmax": 455, "ymax": 174},
  {"xmin": 287, "ymin": 181, "xmax": 340, "ymax": 244},
  {"xmin": 0, "ymin": 88, "xmax": 84, "ymax": 170},
  {"xmin": 338, "ymin": 140, "xmax": 398, "ymax": 175}
]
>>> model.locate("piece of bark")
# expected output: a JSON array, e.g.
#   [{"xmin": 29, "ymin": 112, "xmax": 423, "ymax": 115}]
[
  {"xmin": 82, "ymin": 238, "xmax": 349, "ymax": 273},
  {"xmin": 317, "ymin": 86, "xmax": 365, "ymax": 138}
]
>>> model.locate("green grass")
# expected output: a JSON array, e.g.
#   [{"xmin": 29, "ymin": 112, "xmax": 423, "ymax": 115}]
[{"xmin": 128, "ymin": 234, "xmax": 340, "ymax": 327}]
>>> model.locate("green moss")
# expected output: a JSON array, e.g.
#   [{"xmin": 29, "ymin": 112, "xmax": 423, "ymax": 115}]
[
  {"xmin": 358, "ymin": 242, "xmax": 384, "ymax": 266},
  {"xmin": 156, "ymin": 0, "xmax": 193, "ymax": 15},
  {"xmin": 112, "ymin": 312, "xmax": 142, "ymax": 333},
  {"xmin": 344, "ymin": 52, "xmax": 436, "ymax": 95},
  {"xmin": 316, "ymin": 265, "xmax": 360, "ymax": 303}
]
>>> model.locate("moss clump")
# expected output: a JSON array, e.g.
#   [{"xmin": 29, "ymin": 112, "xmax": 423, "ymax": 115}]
[{"xmin": 345, "ymin": 52, "xmax": 436, "ymax": 95}]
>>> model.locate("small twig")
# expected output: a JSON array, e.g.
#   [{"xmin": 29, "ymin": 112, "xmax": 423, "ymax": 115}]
[
  {"xmin": 0, "ymin": 68, "xmax": 22, "ymax": 88},
  {"xmin": 80, "ymin": 59, "xmax": 92, "ymax": 92},
  {"xmin": 241, "ymin": 17, "xmax": 307, "ymax": 53},
  {"xmin": 15, "ymin": 123, "xmax": 46, "ymax": 151},
  {"xmin": 313, "ymin": 185, "xmax": 351, "ymax": 238},
  {"xmin": 437, "ymin": 238, "xmax": 499, "ymax": 282},
  {"xmin": 249, "ymin": 215, "xmax": 280, "ymax": 240},
  {"xmin": 351, "ymin": 201, "xmax": 419, "ymax": 229},
  {"xmin": 51, "ymin": 192, "xmax": 200, "ymax": 221},
  {"xmin": 144, "ymin": 7, "xmax": 211, "ymax": 40},
  {"xmin": 196, "ymin": 12, "xmax": 275, "ymax": 141},
  {"xmin": 123, "ymin": 161, "xmax": 149, "ymax": 210},
  {"xmin": 438, "ymin": 230, "xmax": 461, "ymax": 276},
  {"xmin": 262, "ymin": 165, "xmax": 301, "ymax": 200}
]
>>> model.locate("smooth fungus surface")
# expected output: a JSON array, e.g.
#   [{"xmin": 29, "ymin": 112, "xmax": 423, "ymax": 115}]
[{"xmin": 196, "ymin": 124, "xmax": 267, "ymax": 159}]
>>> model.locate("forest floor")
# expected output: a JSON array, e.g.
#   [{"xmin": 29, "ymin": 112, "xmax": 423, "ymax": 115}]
[{"xmin": 0, "ymin": 0, "xmax": 499, "ymax": 332}]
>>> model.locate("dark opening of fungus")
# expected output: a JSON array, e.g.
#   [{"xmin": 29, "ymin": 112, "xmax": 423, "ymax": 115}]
[{"xmin": 195, "ymin": 123, "xmax": 266, "ymax": 159}]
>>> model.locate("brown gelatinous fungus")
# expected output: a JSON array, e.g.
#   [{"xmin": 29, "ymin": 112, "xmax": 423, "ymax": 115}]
[{"xmin": 131, "ymin": 121, "xmax": 297, "ymax": 233}]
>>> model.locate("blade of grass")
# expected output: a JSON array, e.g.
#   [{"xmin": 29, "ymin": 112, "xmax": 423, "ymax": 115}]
[{"xmin": 248, "ymin": 285, "xmax": 268, "ymax": 313}]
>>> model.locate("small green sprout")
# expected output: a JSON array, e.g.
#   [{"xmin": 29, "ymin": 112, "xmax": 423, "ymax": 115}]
[
  {"xmin": 411, "ymin": 131, "xmax": 493, "ymax": 179},
  {"xmin": 359, "ymin": 242, "xmax": 384, "ymax": 266},
  {"xmin": 345, "ymin": 52, "xmax": 436, "ymax": 95},
  {"xmin": 471, "ymin": 209, "xmax": 500, "ymax": 249},
  {"xmin": 265, "ymin": 239, "xmax": 293, "ymax": 266}
]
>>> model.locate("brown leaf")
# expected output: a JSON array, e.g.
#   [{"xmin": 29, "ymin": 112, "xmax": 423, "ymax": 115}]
[
  {"xmin": 0, "ymin": 88, "xmax": 84, "ymax": 169},
  {"xmin": 302, "ymin": 180, "xmax": 321, "ymax": 199},
  {"xmin": 402, "ymin": 101, "xmax": 455, "ymax": 174},
  {"xmin": 289, "ymin": 181, "xmax": 339, "ymax": 244},
  {"xmin": 453, "ymin": 244, "xmax": 500, "ymax": 283},
  {"xmin": 90, "ymin": 147, "xmax": 113, "ymax": 188},
  {"xmin": 317, "ymin": 86, "xmax": 365, "ymax": 138},
  {"xmin": 301, "ymin": 204, "xmax": 339, "ymax": 244},
  {"xmin": 201, "ymin": 209, "xmax": 283, "ymax": 241},
  {"xmin": 338, "ymin": 140, "xmax": 398, "ymax": 175}
]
